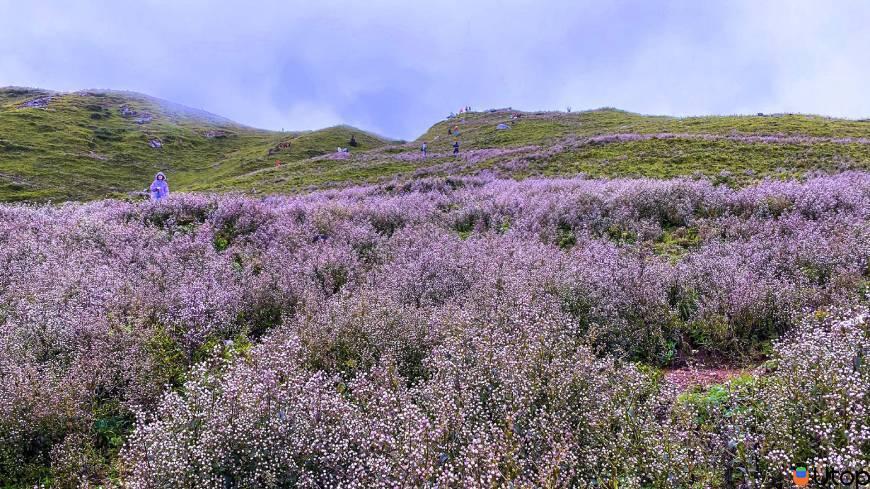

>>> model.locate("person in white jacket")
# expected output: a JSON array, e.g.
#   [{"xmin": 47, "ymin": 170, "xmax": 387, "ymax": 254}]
[{"xmin": 149, "ymin": 172, "xmax": 169, "ymax": 201}]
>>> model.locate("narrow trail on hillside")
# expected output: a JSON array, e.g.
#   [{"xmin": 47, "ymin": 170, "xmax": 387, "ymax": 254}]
[
  {"xmin": 582, "ymin": 131, "xmax": 870, "ymax": 145},
  {"xmin": 282, "ymin": 130, "xmax": 870, "ymax": 179},
  {"xmin": 664, "ymin": 366, "xmax": 751, "ymax": 391},
  {"xmin": 311, "ymin": 130, "xmax": 870, "ymax": 168}
]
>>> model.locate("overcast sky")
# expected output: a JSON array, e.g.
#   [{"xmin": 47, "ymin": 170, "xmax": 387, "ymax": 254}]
[{"xmin": 1, "ymin": 0, "xmax": 868, "ymax": 139}]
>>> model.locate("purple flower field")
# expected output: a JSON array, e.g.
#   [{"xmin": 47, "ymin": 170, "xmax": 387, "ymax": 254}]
[{"xmin": 1, "ymin": 173, "xmax": 868, "ymax": 486}]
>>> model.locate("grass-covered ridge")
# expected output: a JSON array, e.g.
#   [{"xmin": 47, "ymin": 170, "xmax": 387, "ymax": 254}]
[
  {"xmin": 4, "ymin": 88, "xmax": 870, "ymax": 202},
  {"xmin": 0, "ymin": 87, "xmax": 390, "ymax": 201},
  {"xmin": 224, "ymin": 107, "xmax": 870, "ymax": 193}
]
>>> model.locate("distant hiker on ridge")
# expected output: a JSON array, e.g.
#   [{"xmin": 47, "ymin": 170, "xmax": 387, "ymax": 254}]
[
  {"xmin": 149, "ymin": 172, "xmax": 169, "ymax": 201},
  {"xmin": 421, "ymin": 141, "xmax": 428, "ymax": 158},
  {"xmin": 349, "ymin": 134, "xmax": 358, "ymax": 147},
  {"xmin": 453, "ymin": 141, "xmax": 460, "ymax": 157}
]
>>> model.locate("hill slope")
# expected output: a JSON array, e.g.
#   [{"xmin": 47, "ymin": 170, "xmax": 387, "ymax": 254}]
[
  {"xmin": 0, "ymin": 87, "xmax": 390, "ymax": 201},
  {"xmin": 230, "ymin": 107, "xmax": 870, "ymax": 194},
  {"xmin": 3, "ymin": 87, "xmax": 870, "ymax": 201}
]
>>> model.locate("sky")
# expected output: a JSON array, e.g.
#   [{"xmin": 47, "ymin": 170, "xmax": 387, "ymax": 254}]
[{"xmin": 1, "ymin": 0, "xmax": 869, "ymax": 140}]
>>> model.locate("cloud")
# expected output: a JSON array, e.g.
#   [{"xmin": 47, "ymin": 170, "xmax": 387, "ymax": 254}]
[{"xmin": 1, "ymin": 0, "xmax": 868, "ymax": 139}]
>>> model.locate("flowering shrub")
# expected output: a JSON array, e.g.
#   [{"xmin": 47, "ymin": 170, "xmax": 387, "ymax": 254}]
[
  {"xmin": 748, "ymin": 309, "xmax": 869, "ymax": 481},
  {"xmin": 0, "ymin": 173, "xmax": 867, "ymax": 485},
  {"xmin": 678, "ymin": 308, "xmax": 870, "ymax": 488},
  {"xmin": 121, "ymin": 296, "xmax": 703, "ymax": 487}
]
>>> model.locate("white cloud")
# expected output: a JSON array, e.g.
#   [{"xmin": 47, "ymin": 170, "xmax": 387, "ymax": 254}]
[{"xmin": 1, "ymin": 0, "xmax": 869, "ymax": 138}]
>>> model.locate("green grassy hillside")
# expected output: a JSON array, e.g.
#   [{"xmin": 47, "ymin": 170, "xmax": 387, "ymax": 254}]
[
  {"xmin": 419, "ymin": 107, "xmax": 870, "ymax": 144},
  {"xmin": 417, "ymin": 109, "xmax": 870, "ymax": 178},
  {"xmin": 231, "ymin": 108, "xmax": 870, "ymax": 194},
  {"xmin": 0, "ymin": 87, "xmax": 390, "ymax": 201},
  {"xmin": 3, "ymin": 88, "xmax": 870, "ymax": 201}
]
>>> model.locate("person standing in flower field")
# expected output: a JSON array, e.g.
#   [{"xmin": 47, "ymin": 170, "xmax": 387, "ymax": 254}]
[
  {"xmin": 453, "ymin": 140, "xmax": 460, "ymax": 157},
  {"xmin": 421, "ymin": 141, "xmax": 428, "ymax": 158},
  {"xmin": 149, "ymin": 172, "xmax": 169, "ymax": 201}
]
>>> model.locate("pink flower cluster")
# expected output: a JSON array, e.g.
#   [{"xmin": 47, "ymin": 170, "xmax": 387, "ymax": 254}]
[
  {"xmin": 581, "ymin": 132, "xmax": 870, "ymax": 146},
  {"xmin": 0, "ymin": 172, "xmax": 867, "ymax": 485}
]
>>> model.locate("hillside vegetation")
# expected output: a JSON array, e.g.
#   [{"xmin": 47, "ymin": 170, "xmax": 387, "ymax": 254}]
[
  {"xmin": 4, "ymin": 88, "xmax": 870, "ymax": 202},
  {"xmin": 217, "ymin": 107, "xmax": 870, "ymax": 195},
  {"xmin": 1, "ymin": 87, "xmax": 869, "ymax": 486},
  {"xmin": 0, "ymin": 87, "xmax": 389, "ymax": 201},
  {"xmin": 1, "ymin": 174, "xmax": 867, "ymax": 486}
]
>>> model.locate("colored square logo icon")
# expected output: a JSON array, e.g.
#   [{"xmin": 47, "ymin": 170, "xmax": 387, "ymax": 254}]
[{"xmin": 793, "ymin": 467, "xmax": 809, "ymax": 486}]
